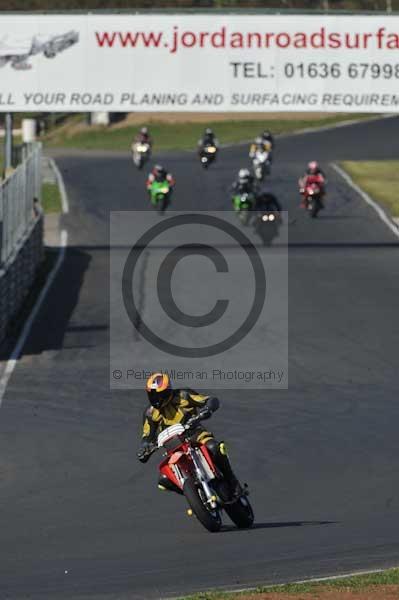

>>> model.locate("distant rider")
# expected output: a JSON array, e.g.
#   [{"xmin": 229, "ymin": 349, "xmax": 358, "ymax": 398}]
[
  {"xmin": 134, "ymin": 126, "xmax": 152, "ymax": 147},
  {"xmin": 261, "ymin": 129, "xmax": 275, "ymax": 148},
  {"xmin": 249, "ymin": 135, "xmax": 272, "ymax": 159},
  {"xmin": 198, "ymin": 128, "xmax": 219, "ymax": 155},
  {"xmin": 146, "ymin": 164, "xmax": 175, "ymax": 193},
  {"xmin": 232, "ymin": 168, "xmax": 256, "ymax": 195},
  {"xmin": 137, "ymin": 373, "xmax": 242, "ymax": 496},
  {"xmin": 255, "ymin": 190, "xmax": 282, "ymax": 214},
  {"xmin": 298, "ymin": 161, "xmax": 326, "ymax": 207},
  {"xmin": 231, "ymin": 168, "xmax": 257, "ymax": 213}
]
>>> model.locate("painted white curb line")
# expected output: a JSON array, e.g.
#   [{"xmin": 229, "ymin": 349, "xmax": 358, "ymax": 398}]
[
  {"xmin": 171, "ymin": 566, "xmax": 398, "ymax": 600},
  {"xmin": 0, "ymin": 159, "xmax": 69, "ymax": 406},
  {"xmin": 218, "ymin": 113, "xmax": 398, "ymax": 150},
  {"xmin": 332, "ymin": 163, "xmax": 399, "ymax": 241},
  {"xmin": 48, "ymin": 157, "xmax": 69, "ymax": 214}
]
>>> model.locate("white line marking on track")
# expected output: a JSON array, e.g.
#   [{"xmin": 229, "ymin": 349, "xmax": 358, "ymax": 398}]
[
  {"xmin": 282, "ymin": 112, "xmax": 397, "ymax": 139},
  {"xmin": 332, "ymin": 163, "xmax": 399, "ymax": 240},
  {"xmin": 171, "ymin": 566, "xmax": 398, "ymax": 600},
  {"xmin": 218, "ymin": 113, "xmax": 398, "ymax": 150},
  {"xmin": 48, "ymin": 157, "xmax": 69, "ymax": 214},
  {"xmin": 0, "ymin": 157, "xmax": 69, "ymax": 406},
  {"xmin": 0, "ymin": 230, "xmax": 68, "ymax": 406}
]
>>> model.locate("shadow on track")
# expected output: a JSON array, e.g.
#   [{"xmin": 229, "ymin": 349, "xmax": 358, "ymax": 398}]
[
  {"xmin": 14, "ymin": 247, "xmax": 91, "ymax": 358},
  {"xmin": 221, "ymin": 520, "xmax": 337, "ymax": 533},
  {"xmin": 288, "ymin": 242, "xmax": 399, "ymax": 248}
]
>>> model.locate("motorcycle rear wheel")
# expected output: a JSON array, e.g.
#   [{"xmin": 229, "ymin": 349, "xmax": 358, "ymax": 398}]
[
  {"xmin": 183, "ymin": 478, "xmax": 222, "ymax": 533},
  {"xmin": 224, "ymin": 495, "xmax": 254, "ymax": 529}
]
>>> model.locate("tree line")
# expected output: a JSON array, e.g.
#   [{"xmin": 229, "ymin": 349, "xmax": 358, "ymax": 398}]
[{"xmin": 0, "ymin": 0, "xmax": 397, "ymax": 12}]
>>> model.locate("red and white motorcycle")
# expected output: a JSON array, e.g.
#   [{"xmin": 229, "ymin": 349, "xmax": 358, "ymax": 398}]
[
  {"xmin": 303, "ymin": 182, "xmax": 323, "ymax": 218},
  {"xmin": 144, "ymin": 415, "xmax": 254, "ymax": 532}
]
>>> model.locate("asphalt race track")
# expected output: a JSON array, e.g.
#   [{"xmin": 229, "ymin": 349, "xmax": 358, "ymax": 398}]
[{"xmin": 1, "ymin": 116, "xmax": 399, "ymax": 599}]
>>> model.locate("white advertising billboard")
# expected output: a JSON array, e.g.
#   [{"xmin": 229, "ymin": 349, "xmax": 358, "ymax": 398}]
[{"xmin": 1, "ymin": 13, "xmax": 399, "ymax": 111}]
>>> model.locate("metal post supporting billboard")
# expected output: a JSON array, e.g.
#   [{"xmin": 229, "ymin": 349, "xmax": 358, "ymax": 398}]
[{"xmin": 4, "ymin": 113, "xmax": 13, "ymax": 174}]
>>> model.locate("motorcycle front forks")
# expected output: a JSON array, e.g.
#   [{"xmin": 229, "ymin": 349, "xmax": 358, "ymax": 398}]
[{"xmin": 190, "ymin": 449, "xmax": 218, "ymax": 509}]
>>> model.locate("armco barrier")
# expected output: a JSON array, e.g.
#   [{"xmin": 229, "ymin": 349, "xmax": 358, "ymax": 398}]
[{"xmin": 0, "ymin": 144, "xmax": 44, "ymax": 345}]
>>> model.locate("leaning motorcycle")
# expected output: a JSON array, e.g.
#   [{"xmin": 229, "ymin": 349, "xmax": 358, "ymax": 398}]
[
  {"xmin": 232, "ymin": 192, "xmax": 255, "ymax": 225},
  {"xmin": 200, "ymin": 144, "xmax": 218, "ymax": 169},
  {"xmin": 132, "ymin": 142, "xmax": 151, "ymax": 170},
  {"xmin": 144, "ymin": 415, "xmax": 254, "ymax": 533},
  {"xmin": 149, "ymin": 179, "xmax": 172, "ymax": 214},
  {"xmin": 303, "ymin": 183, "xmax": 323, "ymax": 218},
  {"xmin": 252, "ymin": 149, "xmax": 271, "ymax": 181}
]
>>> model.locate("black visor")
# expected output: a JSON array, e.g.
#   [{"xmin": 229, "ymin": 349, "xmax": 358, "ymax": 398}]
[{"xmin": 148, "ymin": 388, "xmax": 171, "ymax": 408}]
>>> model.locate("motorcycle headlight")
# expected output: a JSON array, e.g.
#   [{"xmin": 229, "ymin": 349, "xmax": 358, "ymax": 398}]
[
  {"xmin": 207, "ymin": 146, "xmax": 216, "ymax": 153},
  {"xmin": 160, "ymin": 187, "xmax": 169, "ymax": 193},
  {"xmin": 268, "ymin": 214, "xmax": 275, "ymax": 221}
]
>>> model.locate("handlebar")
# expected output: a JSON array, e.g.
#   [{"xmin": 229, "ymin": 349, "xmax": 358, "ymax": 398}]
[
  {"xmin": 184, "ymin": 410, "xmax": 210, "ymax": 431},
  {"xmin": 140, "ymin": 411, "xmax": 210, "ymax": 459}
]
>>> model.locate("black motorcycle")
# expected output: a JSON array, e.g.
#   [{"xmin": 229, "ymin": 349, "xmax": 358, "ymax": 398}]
[
  {"xmin": 200, "ymin": 144, "xmax": 218, "ymax": 169},
  {"xmin": 254, "ymin": 210, "xmax": 281, "ymax": 246}
]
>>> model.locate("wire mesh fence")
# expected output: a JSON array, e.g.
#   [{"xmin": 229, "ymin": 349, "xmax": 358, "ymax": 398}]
[{"xmin": 0, "ymin": 143, "xmax": 42, "ymax": 267}]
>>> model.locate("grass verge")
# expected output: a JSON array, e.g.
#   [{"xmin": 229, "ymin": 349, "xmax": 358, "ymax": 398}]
[
  {"xmin": 41, "ymin": 182, "xmax": 62, "ymax": 213},
  {"xmin": 46, "ymin": 114, "xmax": 374, "ymax": 153},
  {"xmin": 181, "ymin": 568, "xmax": 399, "ymax": 599},
  {"xmin": 340, "ymin": 160, "xmax": 399, "ymax": 218}
]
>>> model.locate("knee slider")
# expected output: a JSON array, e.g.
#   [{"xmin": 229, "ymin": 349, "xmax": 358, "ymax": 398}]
[{"xmin": 219, "ymin": 441, "xmax": 229, "ymax": 456}]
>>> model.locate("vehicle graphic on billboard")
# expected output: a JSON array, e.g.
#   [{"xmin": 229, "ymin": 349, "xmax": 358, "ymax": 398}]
[{"xmin": 0, "ymin": 30, "xmax": 79, "ymax": 70}]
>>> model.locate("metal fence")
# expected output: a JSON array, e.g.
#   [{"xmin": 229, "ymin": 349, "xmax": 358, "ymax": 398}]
[{"xmin": 0, "ymin": 143, "xmax": 42, "ymax": 266}]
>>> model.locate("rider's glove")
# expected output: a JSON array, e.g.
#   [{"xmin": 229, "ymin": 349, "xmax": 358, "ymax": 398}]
[
  {"xmin": 137, "ymin": 443, "xmax": 151, "ymax": 463},
  {"xmin": 198, "ymin": 408, "xmax": 212, "ymax": 421}
]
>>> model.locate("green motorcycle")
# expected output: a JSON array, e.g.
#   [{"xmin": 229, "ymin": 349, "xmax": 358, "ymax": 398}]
[
  {"xmin": 232, "ymin": 192, "xmax": 255, "ymax": 225},
  {"xmin": 149, "ymin": 179, "xmax": 172, "ymax": 214}
]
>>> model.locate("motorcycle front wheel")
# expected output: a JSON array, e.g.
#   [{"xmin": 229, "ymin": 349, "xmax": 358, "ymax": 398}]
[
  {"xmin": 154, "ymin": 194, "xmax": 169, "ymax": 214},
  {"xmin": 183, "ymin": 478, "xmax": 222, "ymax": 533},
  {"xmin": 224, "ymin": 494, "xmax": 254, "ymax": 529},
  {"xmin": 310, "ymin": 199, "xmax": 321, "ymax": 218},
  {"xmin": 239, "ymin": 209, "xmax": 250, "ymax": 225}
]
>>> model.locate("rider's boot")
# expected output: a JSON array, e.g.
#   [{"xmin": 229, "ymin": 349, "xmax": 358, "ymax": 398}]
[
  {"xmin": 206, "ymin": 439, "xmax": 243, "ymax": 498},
  {"xmin": 158, "ymin": 474, "xmax": 183, "ymax": 495}
]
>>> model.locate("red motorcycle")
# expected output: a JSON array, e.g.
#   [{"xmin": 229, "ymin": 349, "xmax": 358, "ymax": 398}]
[
  {"xmin": 144, "ymin": 415, "xmax": 254, "ymax": 532},
  {"xmin": 302, "ymin": 182, "xmax": 324, "ymax": 218}
]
